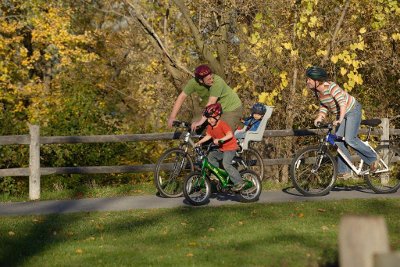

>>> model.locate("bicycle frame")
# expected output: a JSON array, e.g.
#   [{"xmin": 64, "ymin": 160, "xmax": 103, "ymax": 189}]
[
  {"xmin": 199, "ymin": 156, "xmax": 233, "ymax": 187},
  {"xmin": 322, "ymin": 129, "xmax": 389, "ymax": 176}
]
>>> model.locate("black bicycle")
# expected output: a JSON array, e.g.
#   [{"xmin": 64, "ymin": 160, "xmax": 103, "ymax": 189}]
[{"xmin": 154, "ymin": 120, "xmax": 264, "ymax": 197}]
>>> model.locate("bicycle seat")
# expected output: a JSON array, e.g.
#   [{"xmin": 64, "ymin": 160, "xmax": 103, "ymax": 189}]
[
  {"xmin": 361, "ymin": 119, "xmax": 381, "ymax": 127},
  {"xmin": 240, "ymin": 105, "xmax": 274, "ymax": 150}
]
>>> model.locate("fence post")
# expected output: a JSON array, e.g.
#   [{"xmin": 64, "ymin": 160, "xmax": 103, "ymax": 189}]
[
  {"xmin": 339, "ymin": 215, "xmax": 390, "ymax": 267},
  {"xmin": 381, "ymin": 118, "xmax": 389, "ymax": 143},
  {"xmin": 29, "ymin": 124, "xmax": 40, "ymax": 200}
]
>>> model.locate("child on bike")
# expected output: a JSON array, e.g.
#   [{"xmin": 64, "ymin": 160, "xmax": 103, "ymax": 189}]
[
  {"xmin": 194, "ymin": 103, "xmax": 246, "ymax": 191},
  {"xmin": 234, "ymin": 103, "xmax": 266, "ymax": 140}
]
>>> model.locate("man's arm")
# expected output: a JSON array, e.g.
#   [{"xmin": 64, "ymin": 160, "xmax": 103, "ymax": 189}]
[{"xmin": 168, "ymin": 91, "xmax": 187, "ymax": 127}]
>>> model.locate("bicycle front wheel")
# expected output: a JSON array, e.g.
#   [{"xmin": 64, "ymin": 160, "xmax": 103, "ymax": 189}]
[
  {"xmin": 237, "ymin": 148, "xmax": 265, "ymax": 180},
  {"xmin": 290, "ymin": 145, "xmax": 337, "ymax": 196},
  {"xmin": 154, "ymin": 148, "xmax": 194, "ymax": 197},
  {"xmin": 364, "ymin": 145, "xmax": 400, "ymax": 194},
  {"xmin": 183, "ymin": 172, "xmax": 211, "ymax": 206}
]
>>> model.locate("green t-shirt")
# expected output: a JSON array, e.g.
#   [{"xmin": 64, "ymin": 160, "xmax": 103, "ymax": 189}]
[{"xmin": 183, "ymin": 75, "xmax": 242, "ymax": 112}]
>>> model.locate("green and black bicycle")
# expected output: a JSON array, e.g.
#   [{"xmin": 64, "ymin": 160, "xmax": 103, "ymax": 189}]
[
  {"xmin": 183, "ymin": 142, "xmax": 262, "ymax": 206},
  {"xmin": 154, "ymin": 120, "xmax": 264, "ymax": 198}
]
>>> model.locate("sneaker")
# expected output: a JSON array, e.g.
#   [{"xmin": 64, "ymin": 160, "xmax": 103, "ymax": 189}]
[
  {"xmin": 232, "ymin": 181, "xmax": 246, "ymax": 192},
  {"xmin": 209, "ymin": 174, "xmax": 219, "ymax": 182},
  {"xmin": 370, "ymin": 158, "xmax": 380, "ymax": 173},
  {"xmin": 337, "ymin": 172, "xmax": 353, "ymax": 180}
]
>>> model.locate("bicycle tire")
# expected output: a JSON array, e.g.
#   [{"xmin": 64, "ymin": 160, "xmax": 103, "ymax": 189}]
[
  {"xmin": 364, "ymin": 145, "xmax": 400, "ymax": 194},
  {"xmin": 237, "ymin": 148, "xmax": 265, "ymax": 180},
  {"xmin": 237, "ymin": 170, "xmax": 262, "ymax": 203},
  {"xmin": 154, "ymin": 148, "xmax": 194, "ymax": 197},
  {"xmin": 183, "ymin": 172, "xmax": 211, "ymax": 206},
  {"xmin": 290, "ymin": 145, "xmax": 337, "ymax": 196}
]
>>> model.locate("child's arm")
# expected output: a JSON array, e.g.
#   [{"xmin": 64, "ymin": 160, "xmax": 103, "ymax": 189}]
[
  {"xmin": 195, "ymin": 134, "xmax": 212, "ymax": 147},
  {"xmin": 213, "ymin": 131, "xmax": 233, "ymax": 145}
]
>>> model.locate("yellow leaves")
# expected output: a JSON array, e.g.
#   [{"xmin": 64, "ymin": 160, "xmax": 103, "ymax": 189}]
[
  {"xmin": 359, "ymin": 27, "xmax": 367, "ymax": 34},
  {"xmin": 347, "ymin": 71, "xmax": 363, "ymax": 85},
  {"xmin": 331, "ymin": 55, "xmax": 339, "ymax": 64},
  {"xmin": 350, "ymin": 41, "xmax": 365, "ymax": 51},
  {"xmin": 308, "ymin": 16, "xmax": 318, "ymax": 28},
  {"xmin": 316, "ymin": 49, "xmax": 328, "ymax": 56},
  {"xmin": 309, "ymin": 31, "xmax": 316, "ymax": 38},
  {"xmin": 340, "ymin": 67, "xmax": 347, "ymax": 76},
  {"xmin": 392, "ymin": 33, "xmax": 400, "ymax": 41},
  {"xmin": 249, "ymin": 32, "xmax": 260, "ymax": 45},
  {"xmin": 8, "ymin": 231, "xmax": 15, "ymax": 236},
  {"xmin": 282, "ymin": 42, "xmax": 292, "ymax": 50},
  {"xmin": 280, "ymin": 71, "xmax": 288, "ymax": 89},
  {"xmin": 290, "ymin": 49, "xmax": 299, "ymax": 57},
  {"xmin": 302, "ymin": 88, "xmax": 309, "ymax": 97},
  {"xmin": 75, "ymin": 248, "xmax": 83, "ymax": 254}
]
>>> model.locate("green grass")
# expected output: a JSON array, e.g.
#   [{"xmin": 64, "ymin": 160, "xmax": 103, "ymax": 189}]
[
  {"xmin": 0, "ymin": 180, "xmax": 291, "ymax": 203},
  {"xmin": 0, "ymin": 182, "xmax": 158, "ymax": 202},
  {"xmin": 1, "ymin": 198, "xmax": 400, "ymax": 267}
]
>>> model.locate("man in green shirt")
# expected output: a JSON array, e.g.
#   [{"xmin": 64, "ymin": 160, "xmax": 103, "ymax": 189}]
[{"xmin": 168, "ymin": 65, "xmax": 243, "ymax": 131}]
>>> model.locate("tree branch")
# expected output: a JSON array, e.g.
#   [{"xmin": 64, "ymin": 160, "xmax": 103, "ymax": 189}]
[
  {"xmin": 172, "ymin": 0, "xmax": 224, "ymax": 77},
  {"xmin": 320, "ymin": 0, "xmax": 350, "ymax": 66}
]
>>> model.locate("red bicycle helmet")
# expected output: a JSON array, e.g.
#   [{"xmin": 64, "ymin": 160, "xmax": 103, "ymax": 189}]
[
  {"xmin": 194, "ymin": 64, "xmax": 212, "ymax": 79},
  {"xmin": 203, "ymin": 103, "xmax": 222, "ymax": 118}
]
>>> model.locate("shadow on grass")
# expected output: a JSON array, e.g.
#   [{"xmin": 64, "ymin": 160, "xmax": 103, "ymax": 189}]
[{"xmin": 1, "ymin": 195, "xmax": 399, "ymax": 266}]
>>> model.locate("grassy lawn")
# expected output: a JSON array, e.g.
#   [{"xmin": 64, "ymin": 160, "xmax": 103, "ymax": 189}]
[
  {"xmin": 0, "ymin": 179, "xmax": 289, "ymax": 202},
  {"xmin": 1, "ymin": 198, "xmax": 400, "ymax": 267}
]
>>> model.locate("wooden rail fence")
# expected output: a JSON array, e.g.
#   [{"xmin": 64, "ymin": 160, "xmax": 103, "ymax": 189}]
[{"xmin": 0, "ymin": 119, "xmax": 399, "ymax": 200}]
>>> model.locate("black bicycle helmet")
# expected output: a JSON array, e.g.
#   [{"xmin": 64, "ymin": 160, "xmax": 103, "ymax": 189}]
[
  {"xmin": 251, "ymin": 103, "xmax": 266, "ymax": 115},
  {"xmin": 306, "ymin": 66, "xmax": 328, "ymax": 81}
]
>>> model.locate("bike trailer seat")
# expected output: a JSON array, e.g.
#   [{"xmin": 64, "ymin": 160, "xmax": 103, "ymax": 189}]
[{"xmin": 240, "ymin": 105, "xmax": 273, "ymax": 150}]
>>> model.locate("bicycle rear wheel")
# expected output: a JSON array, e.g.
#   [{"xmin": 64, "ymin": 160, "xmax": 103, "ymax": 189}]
[
  {"xmin": 237, "ymin": 170, "xmax": 262, "ymax": 203},
  {"xmin": 364, "ymin": 145, "xmax": 400, "ymax": 193},
  {"xmin": 237, "ymin": 148, "xmax": 265, "ymax": 180},
  {"xmin": 290, "ymin": 145, "xmax": 337, "ymax": 196},
  {"xmin": 154, "ymin": 148, "xmax": 194, "ymax": 197}
]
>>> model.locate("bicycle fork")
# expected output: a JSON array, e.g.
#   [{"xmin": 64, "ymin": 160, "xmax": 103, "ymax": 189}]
[{"xmin": 311, "ymin": 145, "xmax": 328, "ymax": 173}]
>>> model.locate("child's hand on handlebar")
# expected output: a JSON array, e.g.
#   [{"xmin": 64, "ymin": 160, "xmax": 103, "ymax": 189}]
[{"xmin": 214, "ymin": 139, "xmax": 225, "ymax": 145}]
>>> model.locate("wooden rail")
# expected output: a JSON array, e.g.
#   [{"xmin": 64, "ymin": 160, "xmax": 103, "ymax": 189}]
[{"xmin": 0, "ymin": 119, "xmax": 398, "ymax": 200}]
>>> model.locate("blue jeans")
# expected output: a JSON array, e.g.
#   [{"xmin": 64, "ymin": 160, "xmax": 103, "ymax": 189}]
[
  {"xmin": 208, "ymin": 150, "xmax": 242, "ymax": 184},
  {"xmin": 335, "ymin": 101, "xmax": 377, "ymax": 174}
]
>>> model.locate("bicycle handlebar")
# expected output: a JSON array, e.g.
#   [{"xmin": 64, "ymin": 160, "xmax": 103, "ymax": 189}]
[
  {"xmin": 315, "ymin": 122, "xmax": 334, "ymax": 129},
  {"xmin": 172, "ymin": 120, "xmax": 191, "ymax": 130}
]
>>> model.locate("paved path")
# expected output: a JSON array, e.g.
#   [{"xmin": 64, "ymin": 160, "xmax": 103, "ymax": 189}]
[{"xmin": 1, "ymin": 187, "xmax": 400, "ymax": 216}]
